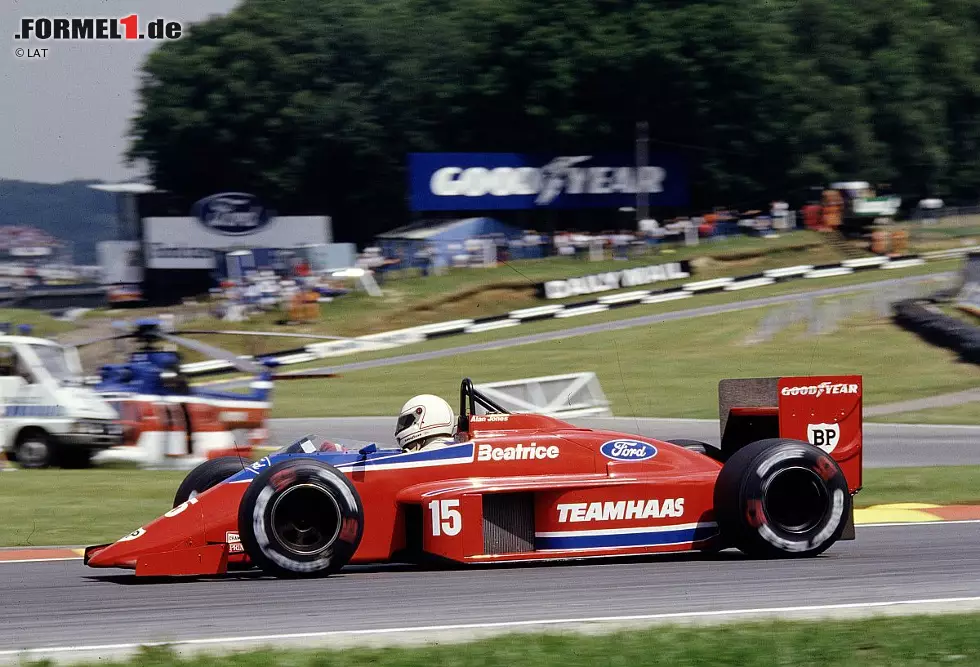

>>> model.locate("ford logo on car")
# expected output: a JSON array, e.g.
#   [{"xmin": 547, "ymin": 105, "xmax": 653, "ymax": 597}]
[
  {"xmin": 191, "ymin": 192, "xmax": 271, "ymax": 236},
  {"xmin": 599, "ymin": 439, "xmax": 657, "ymax": 461}
]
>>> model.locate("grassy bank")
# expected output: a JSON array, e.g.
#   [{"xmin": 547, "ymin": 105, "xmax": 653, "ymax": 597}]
[
  {"xmin": 41, "ymin": 613, "xmax": 980, "ymax": 667},
  {"xmin": 3, "ymin": 465, "xmax": 979, "ymax": 548},
  {"xmin": 186, "ymin": 257, "xmax": 961, "ymax": 379},
  {"xmin": 264, "ymin": 301, "xmax": 978, "ymax": 419}
]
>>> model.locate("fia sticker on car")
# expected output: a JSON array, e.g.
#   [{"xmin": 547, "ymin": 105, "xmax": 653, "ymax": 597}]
[{"xmin": 599, "ymin": 439, "xmax": 658, "ymax": 462}]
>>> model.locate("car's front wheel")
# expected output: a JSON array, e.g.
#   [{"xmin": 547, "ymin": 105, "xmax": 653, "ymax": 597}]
[{"xmin": 238, "ymin": 458, "xmax": 364, "ymax": 577}]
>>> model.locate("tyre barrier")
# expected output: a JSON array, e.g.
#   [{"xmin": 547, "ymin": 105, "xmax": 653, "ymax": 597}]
[{"xmin": 892, "ymin": 298, "xmax": 980, "ymax": 364}]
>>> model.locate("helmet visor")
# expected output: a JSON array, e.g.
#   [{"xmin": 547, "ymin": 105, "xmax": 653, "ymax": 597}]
[{"xmin": 396, "ymin": 412, "xmax": 417, "ymax": 434}]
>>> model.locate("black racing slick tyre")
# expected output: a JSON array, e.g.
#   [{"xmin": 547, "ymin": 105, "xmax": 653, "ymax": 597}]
[
  {"xmin": 238, "ymin": 458, "xmax": 364, "ymax": 578},
  {"xmin": 714, "ymin": 438, "xmax": 851, "ymax": 558},
  {"xmin": 173, "ymin": 456, "xmax": 248, "ymax": 507},
  {"xmin": 666, "ymin": 438, "xmax": 726, "ymax": 462}
]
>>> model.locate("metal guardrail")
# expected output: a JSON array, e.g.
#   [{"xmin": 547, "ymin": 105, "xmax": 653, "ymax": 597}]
[{"xmin": 743, "ymin": 275, "xmax": 956, "ymax": 344}]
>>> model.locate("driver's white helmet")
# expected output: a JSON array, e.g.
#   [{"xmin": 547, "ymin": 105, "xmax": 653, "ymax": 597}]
[{"xmin": 395, "ymin": 394, "xmax": 456, "ymax": 449}]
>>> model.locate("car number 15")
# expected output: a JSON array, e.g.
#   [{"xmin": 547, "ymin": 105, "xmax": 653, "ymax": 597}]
[{"xmin": 428, "ymin": 499, "xmax": 461, "ymax": 536}]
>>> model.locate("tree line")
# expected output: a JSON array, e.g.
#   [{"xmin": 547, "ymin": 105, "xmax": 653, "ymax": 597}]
[{"xmin": 127, "ymin": 0, "xmax": 980, "ymax": 244}]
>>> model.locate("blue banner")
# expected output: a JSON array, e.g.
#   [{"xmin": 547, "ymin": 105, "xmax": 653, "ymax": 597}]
[{"xmin": 409, "ymin": 153, "xmax": 688, "ymax": 212}]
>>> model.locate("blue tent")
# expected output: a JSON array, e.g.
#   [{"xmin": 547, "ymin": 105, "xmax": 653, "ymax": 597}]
[{"xmin": 376, "ymin": 217, "xmax": 525, "ymax": 269}]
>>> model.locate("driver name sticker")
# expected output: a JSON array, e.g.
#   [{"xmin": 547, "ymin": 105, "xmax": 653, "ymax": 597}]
[{"xmin": 470, "ymin": 414, "xmax": 510, "ymax": 423}]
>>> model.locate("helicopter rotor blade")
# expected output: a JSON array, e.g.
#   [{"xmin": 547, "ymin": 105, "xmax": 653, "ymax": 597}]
[
  {"xmin": 157, "ymin": 331, "xmax": 264, "ymax": 375},
  {"xmin": 176, "ymin": 329, "xmax": 354, "ymax": 342},
  {"xmin": 73, "ymin": 333, "xmax": 135, "ymax": 348}
]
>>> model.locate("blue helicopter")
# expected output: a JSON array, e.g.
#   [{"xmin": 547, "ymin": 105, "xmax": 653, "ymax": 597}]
[{"xmin": 74, "ymin": 318, "xmax": 341, "ymax": 462}]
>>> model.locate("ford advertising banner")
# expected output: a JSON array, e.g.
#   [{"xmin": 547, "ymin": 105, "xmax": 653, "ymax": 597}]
[{"xmin": 409, "ymin": 153, "xmax": 687, "ymax": 211}]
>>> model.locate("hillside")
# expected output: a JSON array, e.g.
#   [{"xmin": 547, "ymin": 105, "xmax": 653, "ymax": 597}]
[{"xmin": 0, "ymin": 180, "xmax": 119, "ymax": 264}]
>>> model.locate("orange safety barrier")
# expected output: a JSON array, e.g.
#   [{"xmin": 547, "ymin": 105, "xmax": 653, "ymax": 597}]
[
  {"xmin": 287, "ymin": 290, "xmax": 320, "ymax": 322},
  {"xmin": 870, "ymin": 230, "xmax": 890, "ymax": 255},
  {"xmin": 890, "ymin": 229, "xmax": 909, "ymax": 255}
]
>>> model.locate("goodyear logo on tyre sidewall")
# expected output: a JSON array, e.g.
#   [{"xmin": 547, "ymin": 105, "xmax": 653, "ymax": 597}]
[{"xmin": 600, "ymin": 439, "xmax": 657, "ymax": 462}]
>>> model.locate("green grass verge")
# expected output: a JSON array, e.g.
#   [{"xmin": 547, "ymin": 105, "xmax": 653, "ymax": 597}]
[
  {"xmin": 0, "ymin": 308, "xmax": 76, "ymax": 338},
  {"xmin": 0, "ymin": 469, "xmax": 184, "ymax": 547},
  {"xmin": 870, "ymin": 402, "xmax": 980, "ymax": 425},
  {"xmin": 859, "ymin": 466, "xmax": 980, "ymax": 506},
  {"xmin": 2, "ymin": 465, "xmax": 979, "ymax": 547},
  {"xmin": 36, "ymin": 613, "xmax": 980, "ymax": 667}
]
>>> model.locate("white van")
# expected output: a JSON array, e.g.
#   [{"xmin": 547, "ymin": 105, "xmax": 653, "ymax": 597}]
[{"xmin": 0, "ymin": 335, "xmax": 122, "ymax": 468}]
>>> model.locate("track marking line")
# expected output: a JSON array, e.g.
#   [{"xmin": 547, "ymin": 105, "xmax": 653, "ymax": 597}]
[
  {"xmin": 0, "ymin": 556, "xmax": 82, "ymax": 564},
  {"xmin": 857, "ymin": 519, "xmax": 980, "ymax": 528},
  {"xmin": 864, "ymin": 422, "xmax": 980, "ymax": 430},
  {"xmin": 5, "ymin": 596, "xmax": 980, "ymax": 659}
]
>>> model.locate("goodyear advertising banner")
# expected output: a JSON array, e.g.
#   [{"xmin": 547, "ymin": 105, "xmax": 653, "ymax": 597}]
[{"xmin": 409, "ymin": 153, "xmax": 688, "ymax": 212}]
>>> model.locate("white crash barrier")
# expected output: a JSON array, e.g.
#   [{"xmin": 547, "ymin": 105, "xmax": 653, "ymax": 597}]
[{"xmin": 473, "ymin": 372, "xmax": 612, "ymax": 419}]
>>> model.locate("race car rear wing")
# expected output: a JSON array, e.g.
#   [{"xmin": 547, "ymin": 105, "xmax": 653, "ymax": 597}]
[{"xmin": 718, "ymin": 375, "xmax": 863, "ymax": 495}]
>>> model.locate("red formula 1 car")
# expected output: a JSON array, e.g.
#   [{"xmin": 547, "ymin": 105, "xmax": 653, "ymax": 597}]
[{"xmin": 85, "ymin": 375, "xmax": 863, "ymax": 577}]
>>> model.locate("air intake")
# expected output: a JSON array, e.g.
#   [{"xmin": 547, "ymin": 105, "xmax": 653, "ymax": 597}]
[{"xmin": 483, "ymin": 493, "xmax": 535, "ymax": 554}]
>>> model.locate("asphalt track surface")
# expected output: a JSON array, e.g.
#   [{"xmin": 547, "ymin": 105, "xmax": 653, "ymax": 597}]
[
  {"xmin": 2, "ymin": 522, "xmax": 979, "ymax": 658},
  {"xmin": 269, "ymin": 417, "xmax": 980, "ymax": 468}
]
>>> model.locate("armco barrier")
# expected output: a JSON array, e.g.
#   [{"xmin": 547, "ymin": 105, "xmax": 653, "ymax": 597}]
[
  {"xmin": 955, "ymin": 251, "xmax": 980, "ymax": 317},
  {"xmin": 891, "ymin": 253, "xmax": 980, "ymax": 364},
  {"xmin": 181, "ymin": 247, "xmax": 978, "ymax": 377},
  {"xmin": 893, "ymin": 299, "xmax": 980, "ymax": 363}
]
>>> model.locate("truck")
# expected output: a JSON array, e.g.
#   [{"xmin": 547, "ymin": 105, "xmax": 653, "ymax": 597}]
[
  {"xmin": 0, "ymin": 333, "xmax": 123, "ymax": 468},
  {"xmin": 829, "ymin": 181, "xmax": 902, "ymax": 236}
]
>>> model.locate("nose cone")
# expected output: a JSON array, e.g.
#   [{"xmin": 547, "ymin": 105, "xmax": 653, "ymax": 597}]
[
  {"xmin": 84, "ymin": 540, "xmax": 136, "ymax": 569},
  {"xmin": 84, "ymin": 497, "xmax": 208, "ymax": 571}
]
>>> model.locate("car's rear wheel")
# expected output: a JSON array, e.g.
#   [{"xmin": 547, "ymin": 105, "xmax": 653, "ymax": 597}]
[
  {"xmin": 714, "ymin": 438, "xmax": 850, "ymax": 558},
  {"xmin": 238, "ymin": 458, "xmax": 363, "ymax": 577}
]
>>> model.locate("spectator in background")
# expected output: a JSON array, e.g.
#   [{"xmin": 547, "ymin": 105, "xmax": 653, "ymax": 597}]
[
  {"xmin": 802, "ymin": 201, "xmax": 823, "ymax": 230},
  {"xmin": 638, "ymin": 218, "xmax": 661, "ymax": 246},
  {"xmin": 918, "ymin": 198, "xmax": 944, "ymax": 223},
  {"xmin": 771, "ymin": 200, "xmax": 789, "ymax": 230},
  {"xmin": 612, "ymin": 230, "xmax": 630, "ymax": 259}
]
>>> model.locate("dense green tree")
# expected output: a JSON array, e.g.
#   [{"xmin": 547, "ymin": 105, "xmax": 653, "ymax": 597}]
[{"xmin": 127, "ymin": 0, "xmax": 980, "ymax": 244}]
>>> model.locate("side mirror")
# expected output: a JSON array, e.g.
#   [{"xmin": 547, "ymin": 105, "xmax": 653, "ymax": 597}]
[{"xmin": 358, "ymin": 443, "xmax": 377, "ymax": 458}]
